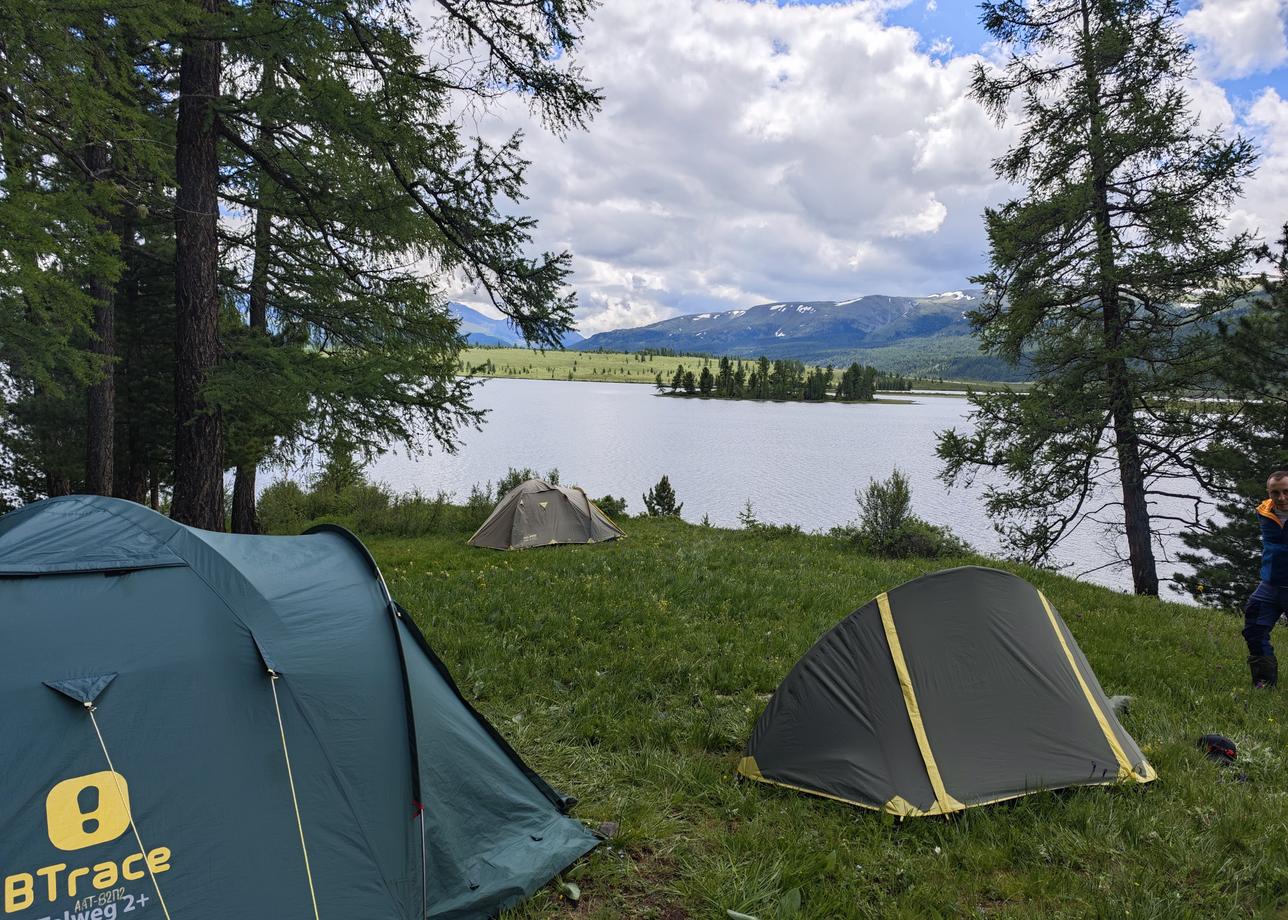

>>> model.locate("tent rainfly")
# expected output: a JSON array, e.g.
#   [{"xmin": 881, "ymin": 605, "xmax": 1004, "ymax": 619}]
[
  {"xmin": 469, "ymin": 479, "xmax": 624, "ymax": 550},
  {"xmin": 0, "ymin": 495, "xmax": 596, "ymax": 920},
  {"xmin": 739, "ymin": 566, "xmax": 1155, "ymax": 817}
]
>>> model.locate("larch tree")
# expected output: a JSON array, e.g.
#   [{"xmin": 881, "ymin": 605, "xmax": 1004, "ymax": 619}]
[
  {"xmin": 0, "ymin": 3, "xmax": 179, "ymax": 503},
  {"xmin": 172, "ymin": 0, "xmax": 226, "ymax": 529},
  {"xmin": 937, "ymin": 0, "xmax": 1257, "ymax": 595},
  {"xmin": 1176, "ymin": 230, "xmax": 1288, "ymax": 609},
  {"xmin": 184, "ymin": 0, "xmax": 601, "ymax": 530}
]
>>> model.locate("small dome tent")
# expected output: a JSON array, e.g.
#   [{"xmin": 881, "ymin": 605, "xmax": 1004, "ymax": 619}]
[
  {"xmin": 739, "ymin": 566, "xmax": 1155, "ymax": 817},
  {"xmin": 469, "ymin": 479, "xmax": 624, "ymax": 550},
  {"xmin": 0, "ymin": 495, "xmax": 596, "ymax": 919}
]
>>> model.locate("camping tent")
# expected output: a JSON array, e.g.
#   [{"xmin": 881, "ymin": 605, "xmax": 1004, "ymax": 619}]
[
  {"xmin": 0, "ymin": 495, "xmax": 596, "ymax": 919},
  {"xmin": 469, "ymin": 480, "xmax": 624, "ymax": 550},
  {"xmin": 738, "ymin": 566, "xmax": 1155, "ymax": 816}
]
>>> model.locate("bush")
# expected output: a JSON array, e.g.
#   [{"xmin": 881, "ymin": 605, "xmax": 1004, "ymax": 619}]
[
  {"xmin": 465, "ymin": 482, "xmax": 496, "ymax": 522},
  {"xmin": 839, "ymin": 469, "xmax": 971, "ymax": 559},
  {"xmin": 495, "ymin": 466, "xmax": 559, "ymax": 496},
  {"xmin": 594, "ymin": 495, "xmax": 629, "ymax": 519},
  {"xmin": 304, "ymin": 479, "xmax": 391, "ymax": 521},
  {"xmin": 738, "ymin": 499, "xmax": 801, "ymax": 537},
  {"xmin": 857, "ymin": 468, "xmax": 913, "ymax": 539},
  {"xmin": 257, "ymin": 479, "xmax": 310, "ymax": 534},
  {"xmin": 350, "ymin": 488, "xmax": 456, "ymax": 537}
]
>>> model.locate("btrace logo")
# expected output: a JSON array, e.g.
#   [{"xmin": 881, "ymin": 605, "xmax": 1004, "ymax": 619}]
[{"xmin": 4, "ymin": 772, "xmax": 171, "ymax": 916}]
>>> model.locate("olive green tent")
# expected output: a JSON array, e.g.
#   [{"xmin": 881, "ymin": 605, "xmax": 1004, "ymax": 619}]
[
  {"xmin": 469, "ymin": 479, "xmax": 624, "ymax": 550},
  {"xmin": 0, "ymin": 495, "xmax": 596, "ymax": 919},
  {"xmin": 739, "ymin": 566, "xmax": 1155, "ymax": 816}
]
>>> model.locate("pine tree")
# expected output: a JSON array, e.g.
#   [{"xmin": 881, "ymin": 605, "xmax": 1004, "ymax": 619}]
[
  {"xmin": 937, "ymin": 0, "xmax": 1257, "ymax": 594},
  {"xmin": 643, "ymin": 474, "xmax": 683, "ymax": 517},
  {"xmin": 1177, "ymin": 231, "xmax": 1288, "ymax": 608},
  {"xmin": 670, "ymin": 365, "xmax": 685, "ymax": 392},
  {"xmin": 698, "ymin": 365, "xmax": 714, "ymax": 395}
]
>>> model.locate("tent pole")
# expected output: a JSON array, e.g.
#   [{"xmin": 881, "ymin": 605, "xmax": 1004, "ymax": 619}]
[{"xmin": 420, "ymin": 809, "xmax": 427, "ymax": 918}]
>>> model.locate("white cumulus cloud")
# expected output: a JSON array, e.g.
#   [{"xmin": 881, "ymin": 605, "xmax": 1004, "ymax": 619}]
[
  {"xmin": 428, "ymin": 0, "xmax": 1012, "ymax": 334},
  {"xmin": 1183, "ymin": 0, "xmax": 1288, "ymax": 79},
  {"xmin": 431, "ymin": 0, "xmax": 1284, "ymax": 336}
]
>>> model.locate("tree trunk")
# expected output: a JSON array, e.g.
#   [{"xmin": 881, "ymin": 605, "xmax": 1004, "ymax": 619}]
[
  {"xmin": 115, "ymin": 220, "xmax": 150, "ymax": 505},
  {"xmin": 45, "ymin": 472, "xmax": 72, "ymax": 497},
  {"xmin": 1080, "ymin": 0, "xmax": 1157, "ymax": 595},
  {"xmin": 172, "ymin": 0, "xmax": 225, "ymax": 530},
  {"xmin": 230, "ymin": 55, "xmax": 277, "ymax": 534},
  {"xmin": 84, "ymin": 143, "xmax": 116, "ymax": 496}
]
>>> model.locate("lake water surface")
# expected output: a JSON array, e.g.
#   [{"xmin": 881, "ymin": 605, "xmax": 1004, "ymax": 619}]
[{"xmin": 361, "ymin": 377, "xmax": 1199, "ymax": 597}]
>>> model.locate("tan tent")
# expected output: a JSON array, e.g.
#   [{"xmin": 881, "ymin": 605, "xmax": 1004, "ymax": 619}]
[{"xmin": 469, "ymin": 479, "xmax": 625, "ymax": 550}]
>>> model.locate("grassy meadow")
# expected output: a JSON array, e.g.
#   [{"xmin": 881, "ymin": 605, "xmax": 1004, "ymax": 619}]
[
  {"xmin": 457, "ymin": 346, "xmax": 1021, "ymax": 393},
  {"xmin": 291, "ymin": 491, "xmax": 1288, "ymax": 918}
]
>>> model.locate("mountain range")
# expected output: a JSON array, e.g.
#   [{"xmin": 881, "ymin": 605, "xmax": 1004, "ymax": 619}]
[
  {"xmin": 450, "ymin": 302, "xmax": 585, "ymax": 348},
  {"xmin": 572, "ymin": 290, "xmax": 1023, "ymax": 381}
]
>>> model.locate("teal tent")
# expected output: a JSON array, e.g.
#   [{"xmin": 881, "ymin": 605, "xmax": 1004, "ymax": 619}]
[{"xmin": 0, "ymin": 495, "xmax": 596, "ymax": 920}]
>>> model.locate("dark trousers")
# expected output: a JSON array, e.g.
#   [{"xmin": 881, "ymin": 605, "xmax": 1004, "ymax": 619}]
[{"xmin": 1243, "ymin": 583, "xmax": 1288, "ymax": 657}]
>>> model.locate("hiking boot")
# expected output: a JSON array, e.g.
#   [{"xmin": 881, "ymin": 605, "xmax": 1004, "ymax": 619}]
[{"xmin": 1249, "ymin": 654, "xmax": 1278, "ymax": 689}]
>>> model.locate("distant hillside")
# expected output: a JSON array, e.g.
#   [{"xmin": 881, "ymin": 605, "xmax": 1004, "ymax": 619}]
[
  {"xmin": 450, "ymin": 302, "xmax": 584, "ymax": 348},
  {"xmin": 573, "ymin": 290, "xmax": 1023, "ymax": 381}
]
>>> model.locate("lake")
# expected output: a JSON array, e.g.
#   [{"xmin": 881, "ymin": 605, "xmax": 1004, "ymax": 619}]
[{"xmin": 359, "ymin": 377, "xmax": 1200, "ymax": 598}]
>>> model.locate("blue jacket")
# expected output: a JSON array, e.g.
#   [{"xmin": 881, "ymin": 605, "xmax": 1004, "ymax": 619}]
[{"xmin": 1258, "ymin": 499, "xmax": 1288, "ymax": 587}]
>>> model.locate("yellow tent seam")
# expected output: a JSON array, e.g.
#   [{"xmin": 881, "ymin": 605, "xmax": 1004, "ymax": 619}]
[
  {"xmin": 737, "ymin": 760, "xmax": 888, "ymax": 812},
  {"xmin": 877, "ymin": 592, "xmax": 965, "ymax": 814},
  {"xmin": 1038, "ymin": 591, "xmax": 1150, "ymax": 783}
]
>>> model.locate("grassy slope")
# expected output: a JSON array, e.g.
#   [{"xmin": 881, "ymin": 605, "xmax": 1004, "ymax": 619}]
[
  {"xmin": 457, "ymin": 346, "xmax": 1023, "ymax": 392},
  {"xmin": 367, "ymin": 516, "xmax": 1288, "ymax": 920}
]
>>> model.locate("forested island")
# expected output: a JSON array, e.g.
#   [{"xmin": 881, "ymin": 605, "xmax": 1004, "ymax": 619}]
[{"xmin": 655, "ymin": 356, "xmax": 913, "ymax": 402}]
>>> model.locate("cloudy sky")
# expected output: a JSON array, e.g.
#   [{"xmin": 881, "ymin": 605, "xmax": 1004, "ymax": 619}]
[{"xmin": 434, "ymin": 0, "xmax": 1288, "ymax": 335}]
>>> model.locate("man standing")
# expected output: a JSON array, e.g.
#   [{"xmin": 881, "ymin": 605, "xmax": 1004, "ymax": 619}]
[{"xmin": 1243, "ymin": 470, "xmax": 1288, "ymax": 688}]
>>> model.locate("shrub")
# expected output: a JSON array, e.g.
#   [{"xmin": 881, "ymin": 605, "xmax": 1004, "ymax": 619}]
[
  {"xmin": 465, "ymin": 482, "xmax": 496, "ymax": 522},
  {"xmin": 257, "ymin": 479, "xmax": 310, "ymax": 534},
  {"xmin": 495, "ymin": 466, "xmax": 560, "ymax": 496},
  {"xmin": 857, "ymin": 468, "xmax": 913, "ymax": 540},
  {"xmin": 841, "ymin": 469, "xmax": 971, "ymax": 559},
  {"xmin": 643, "ymin": 475, "xmax": 683, "ymax": 517},
  {"xmin": 594, "ymin": 495, "xmax": 629, "ymax": 519},
  {"xmin": 350, "ymin": 488, "xmax": 455, "ymax": 537},
  {"xmin": 738, "ymin": 500, "xmax": 802, "ymax": 537}
]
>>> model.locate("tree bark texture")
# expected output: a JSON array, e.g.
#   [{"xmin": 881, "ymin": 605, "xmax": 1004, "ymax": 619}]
[
  {"xmin": 1080, "ymin": 0, "xmax": 1158, "ymax": 595},
  {"xmin": 84, "ymin": 143, "xmax": 116, "ymax": 496},
  {"xmin": 231, "ymin": 57, "xmax": 276, "ymax": 534},
  {"xmin": 172, "ymin": 0, "xmax": 225, "ymax": 530},
  {"xmin": 115, "ymin": 220, "xmax": 151, "ymax": 505}
]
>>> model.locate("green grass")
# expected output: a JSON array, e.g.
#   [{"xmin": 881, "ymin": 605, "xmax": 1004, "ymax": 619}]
[
  {"xmin": 458, "ymin": 346, "xmax": 1025, "ymax": 393},
  {"xmin": 351, "ymin": 515, "xmax": 1288, "ymax": 919}
]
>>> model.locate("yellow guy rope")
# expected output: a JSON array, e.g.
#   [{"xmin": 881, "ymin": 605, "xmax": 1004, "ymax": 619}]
[
  {"xmin": 87, "ymin": 705, "xmax": 174, "ymax": 920},
  {"xmin": 270, "ymin": 672, "xmax": 321, "ymax": 920}
]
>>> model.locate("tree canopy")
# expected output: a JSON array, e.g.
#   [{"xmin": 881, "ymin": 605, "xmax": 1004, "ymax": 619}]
[{"xmin": 938, "ymin": 0, "xmax": 1258, "ymax": 595}]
